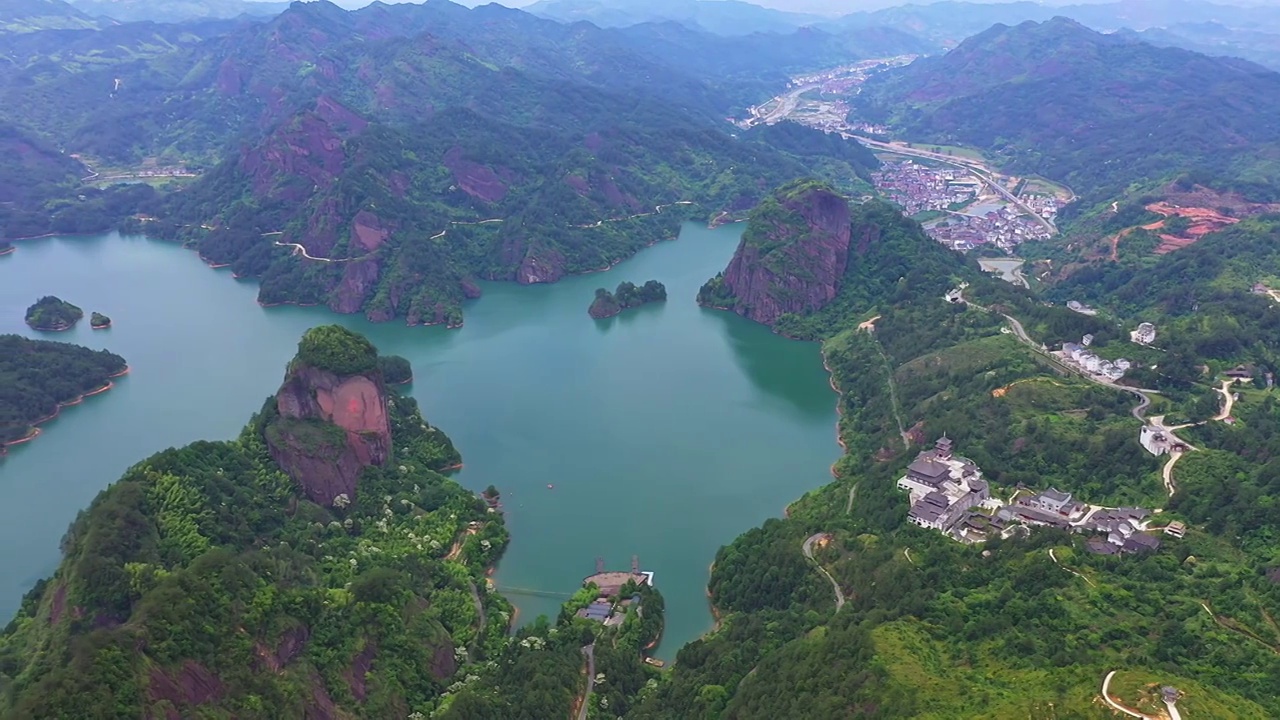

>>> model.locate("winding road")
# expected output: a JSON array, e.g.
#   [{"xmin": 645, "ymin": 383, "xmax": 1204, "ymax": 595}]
[
  {"xmin": 802, "ymin": 533, "xmax": 846, "ymax": 611},
  {"xmin": 1100, "ymin": 671, "xmax": 1159, "ymax": 720}
]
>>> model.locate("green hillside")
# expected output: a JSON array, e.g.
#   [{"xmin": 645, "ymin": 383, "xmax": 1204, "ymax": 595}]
[{"xmin": 857, "ymin": 18, "xmax": 1280, "ymax": 209}]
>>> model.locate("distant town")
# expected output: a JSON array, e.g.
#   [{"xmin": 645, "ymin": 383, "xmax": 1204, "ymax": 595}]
[{"xmin": 735, "ymin": 61, "xmax": 1071, "ymax": 253}]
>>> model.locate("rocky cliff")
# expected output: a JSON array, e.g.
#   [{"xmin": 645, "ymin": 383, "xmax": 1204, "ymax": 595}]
[
  {"xmin": 699, "ymin": 180, "xmax": 851, "ymax": 326},
  {"xmin": 265, "ymin": 326, "xmax": 391, "ymax": 506}
]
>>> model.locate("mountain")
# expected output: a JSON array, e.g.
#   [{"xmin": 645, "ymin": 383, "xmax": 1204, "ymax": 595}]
[
  {"xmin": 1120, "ymin": 22, "xmax": 1280, "ymax": 71},
  {"xmin": 526, "ymin": 0, "xmax": 824, "ymax": 35},
  {"xmin": 68, "ymin": 0, "xmax": 288, "ymax": 22},
  {"xmin": 697, "ymin": 179, "xmax": 853, "ymax": 326},
  {"xmin": 828, "ymin": 0, "xmax": 1280, "ymax": 49},
  {"xmin": 857, "ymin": 17, "xmax": 1280, "ymax": 208},
  {"xmin": 616, "ymin": 21, "xmax": 933, "ymax": 106},
  {"xmin": 0, "ymin": 327, "xmax": 509, "ymax": 718},
  {"xmin": 0, "ymin": 17, "xmax": 244, "ymax": 75},
  {"xmin": 0, "ymin": 0, "xmax": 100, "ymax": 33}
]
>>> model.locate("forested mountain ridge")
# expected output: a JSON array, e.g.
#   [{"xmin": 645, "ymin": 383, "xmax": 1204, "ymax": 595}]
[
  {"xmin": 856, "ymin": 17, "xmax": 1280, "ymax": 210},
  {"xmin": 0, "ymin": 0, "xmax": 892, "ymax": 324},
  {"xmin": 0, "ymin": 327, "xmax": 512, "ymax": 718},
  {"xmin": 0, "ymin": 0, "xmax": 99, "ymax": 34}
]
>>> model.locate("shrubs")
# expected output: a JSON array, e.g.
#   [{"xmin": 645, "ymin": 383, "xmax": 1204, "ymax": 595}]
[{"xmin": 294, "ymin": 325, "xmax": 378, "ymax": 376}]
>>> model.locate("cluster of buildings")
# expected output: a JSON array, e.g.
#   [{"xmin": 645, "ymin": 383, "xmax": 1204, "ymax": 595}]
[
  {"xmin": 928, "ymin": 207, "xmax": 1053, "ymax": 252},
  {"xmin": 897, "ymin": 438, "xmax": 1165, "ymax": 555},
  {"xmin": 1021, "ymin": 193, "xmax": 1060, "ymax": 222},
  {"xmin": 575, "ymin": 560, "xmax": 653, "ymax": 626},
  {"xmin": 898, "ymin": 436, "xmax": 993, "ymax": 533},
  {"xmin": 1057, "ymin": 338, "xmax": 1132, "ymax": 382},
  {"xmin": 872, "ymin": 161, "xmax": 980, "ymax": 215}
]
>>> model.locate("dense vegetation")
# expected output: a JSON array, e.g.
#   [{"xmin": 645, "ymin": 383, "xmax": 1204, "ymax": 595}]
[
  {"xmin": 0, "ymin": 331, "xmax": 512, "ymax": 717},
  {"xmin": 89, "ymin": 311, "xmax": 110, "ymax": 329},
  {"xmin": 589, "ymin": 280, "xmax": 667, "ymax": 319},
  {"xmin": 23, "ymin": 295, "xmax": 83, "ymax": 331},
  {"xmin": 0, "ymin": 334, "xmax": 126, "ymax": 446},
  {"xmin": 858, "ymin": 18, "xmax": 1280, "ymax": 210},
  {"xmin": 1050, "ymin": 214, "xmax": 1280, "ymax": 390},
  {"xmin": 377, "ymin": 355, "xmax": 413, "ymax": 385},
  {"xmin": 293, "ymin": 325, "xmax": 379, "ymax": 376}
]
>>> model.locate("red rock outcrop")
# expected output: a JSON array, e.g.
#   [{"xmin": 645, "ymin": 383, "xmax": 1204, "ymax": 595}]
[
  {"xmin": 267, "ymin": 361, "xmax": 391, "ymax": 506},
  {"xmin": 718, "ymin": 183, "xmax": 851, "ymax": 325}
]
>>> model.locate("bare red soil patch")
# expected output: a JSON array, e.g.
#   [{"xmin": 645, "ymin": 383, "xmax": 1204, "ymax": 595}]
[{"xmin": 1142, "ymin": 202, "xmax": 1239, "ymax": 254}]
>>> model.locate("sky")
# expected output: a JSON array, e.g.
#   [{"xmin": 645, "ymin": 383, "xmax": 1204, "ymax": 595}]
[{"xmin": 322, "ymin": 0, "xmax": 1279, "ymax": 12}]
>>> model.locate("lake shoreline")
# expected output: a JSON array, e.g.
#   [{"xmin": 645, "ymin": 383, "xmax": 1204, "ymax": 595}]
[{"xmin": 1, "ymin": 366, "xmax": 130, "ymax": 451}]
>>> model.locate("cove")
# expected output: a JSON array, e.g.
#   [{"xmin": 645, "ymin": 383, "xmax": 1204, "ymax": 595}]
[{"xmin": 0, "ymin": 225, "xmax": 839, "ymax": 656}]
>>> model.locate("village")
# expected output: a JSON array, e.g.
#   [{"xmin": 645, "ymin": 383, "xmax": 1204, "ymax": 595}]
[{"xmin": 871, "ymin": 160, "xmax": 1057, "ymax": 251}]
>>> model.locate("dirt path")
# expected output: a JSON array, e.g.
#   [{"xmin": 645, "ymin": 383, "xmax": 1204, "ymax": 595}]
[
  {"xmin": 846, "ymin": 483, "xmax": 858, "ymax": 515},
  {"xmin": 466, "ymin": 580, "xmax": 486, "ymax": 660},
  {"xmin": 802, "ymin": 533, "xmax": 846, "ymax": 611},
  {"xmin": 1213, "ymin": 380, "xmax": 1235, "ymax": 422},
  {"xmin": 1049, "ymin": 548, "xmax": 1095, "ymax": 587},
  {"xmin": 872, "ymin": 339, "xmax": 910, "ymax": 450}
]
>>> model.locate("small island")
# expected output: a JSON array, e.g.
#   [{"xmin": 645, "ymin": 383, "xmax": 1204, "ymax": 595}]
[
  {"xmin": 24, "ymin": 296, "xmax": 84, "ymax": 331},
  {"xmin": 377, "ymin": 354, "xmax": 413, "ymax": 384},
  {"xmin": 588, "ymin": 280, "xmax": 667, "ymax": 319},
  {"xmin": 0, "ymin": 241, "xmax": 13, "ymax": 257},
  {"xmin": 90, "ymin": 312, "xmax": 112, "ymax": 330}
]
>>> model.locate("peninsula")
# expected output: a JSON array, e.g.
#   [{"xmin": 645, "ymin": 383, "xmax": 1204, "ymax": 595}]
[
  {"xmin": 589, "ymin": 280, "xmax": 667, "ymax": 319},
  {"xmin": 0, "ymin": 335, "xmax": 127, "ymax": 450},
  {"xmin": 24, "ymin": 296, "xmax": 83, "ymax": 331},
  {"xmin": 0, "ymin": 242, "xmax": 13, "ymax": 257},
  {"xmin": 0, "ymin": 327, "xmax": 510, "ymax": 717}
]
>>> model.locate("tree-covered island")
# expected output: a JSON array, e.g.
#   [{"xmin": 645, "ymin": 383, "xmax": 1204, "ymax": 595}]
[
  {"xmin": 0, "ymin": 335, "xmax": 127, "ymax": 449},
  {"xmin": 588, "ymin": 280, "xmax": 667, "ymax": 319},
  {"xmin": 23, "ymin": 296, "xmax": 83, "ymax": 331},
  {"xmin": 89, "ymin": 312, "xmax": 111, "ymax": 329}
]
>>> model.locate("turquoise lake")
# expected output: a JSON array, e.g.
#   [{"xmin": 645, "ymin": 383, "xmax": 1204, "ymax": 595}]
[{"xmin": 0, "ymin": 224, "xmax": 840, "ymax": 657}]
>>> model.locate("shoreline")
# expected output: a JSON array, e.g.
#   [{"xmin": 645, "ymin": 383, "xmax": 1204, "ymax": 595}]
[
  {"xmin": 0, "ymin": 246, "xmax": 14, "ymax": 257},
  {"xmin": 0, "ymin": 365, "xmax": 130, "ymax": 451}
]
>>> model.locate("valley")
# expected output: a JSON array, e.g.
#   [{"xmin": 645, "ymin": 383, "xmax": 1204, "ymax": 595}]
[{"xmin": 2, "ymin": 0, "xmax": 1280, "ymax": 717}]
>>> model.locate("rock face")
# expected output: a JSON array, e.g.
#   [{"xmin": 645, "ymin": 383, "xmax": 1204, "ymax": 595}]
[
  {"xmin": 710, "ymin": 180, "xmax": 851, "ymax": 326},
  {"xmin": 266, "ymin": 332, "xmax": 392, "ymax": 506}
]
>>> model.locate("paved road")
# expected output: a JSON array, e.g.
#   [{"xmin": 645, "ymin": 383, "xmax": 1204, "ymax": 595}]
[
  {"xmin": 959, "ymin": 286, "xmax": 1160, "ymax": 424},
  {"xmin": 577, "ymin": 643, "xmax": 595, "ymax": 720},
  {"xmin": 802, "ymin": 533, "xmax": 846, "ymax": 611},
  {"xmin": 1101, "ymin": 671, "xmax": 1157, "ymax": 720}
]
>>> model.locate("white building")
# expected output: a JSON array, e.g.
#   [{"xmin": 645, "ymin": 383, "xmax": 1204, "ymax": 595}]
[{"xmin": 1131, "ymin": 323, "xmax": 1157, "ymax": 345}]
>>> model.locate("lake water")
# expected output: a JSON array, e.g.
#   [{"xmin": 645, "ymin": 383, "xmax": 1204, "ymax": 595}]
[{"xmin": 0, "ymin": 226, "xmax": 839, "ymax": 657}]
